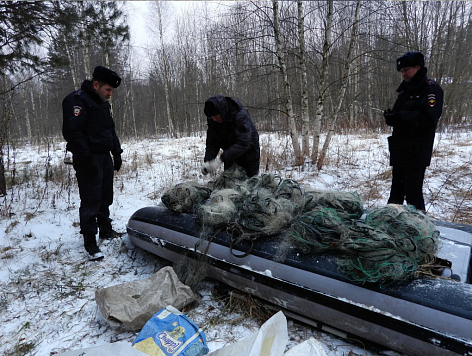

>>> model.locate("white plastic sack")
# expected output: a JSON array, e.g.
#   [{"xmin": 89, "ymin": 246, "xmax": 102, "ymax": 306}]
[
  {"xmin": 95, "ymin": 266, "xmax": 195, "ymax": 330},
  {"xmin": 283, "ymin": 338, "xmax": 328, "ymax": 356},
  {"xmin": 208, "ymin": 311, "xmax": 288, "ymax": 356},
  {"xmin": 54, "ymin": 341, "xmax": 146, "ymax": 356}
]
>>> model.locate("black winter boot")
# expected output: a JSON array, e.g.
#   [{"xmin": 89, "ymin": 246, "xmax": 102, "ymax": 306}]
[
  {"xmin": 83, "ymin": 233, "xmax": 104, "ymax": 260},
  {"xmin": 98, "ymin": 225, "xmax": 121, "ymax": 240}
]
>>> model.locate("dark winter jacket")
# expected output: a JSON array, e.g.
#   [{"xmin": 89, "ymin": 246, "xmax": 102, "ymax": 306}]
[
  {"xmin": 386, "ymin": 67, "xmax": 443, "ymax": 167},
  {"xmin": 62, "ymin": 80, "xmax": 122, "ymax": 163},
  {"xmin": 204, "ymin": 95, "xmax": 260, "ymax": 174}
]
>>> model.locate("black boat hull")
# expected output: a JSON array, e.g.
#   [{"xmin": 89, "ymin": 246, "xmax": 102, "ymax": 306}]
[{"xmin": 127, "ymin": 205, "xmax": 472, "ymax": 356}]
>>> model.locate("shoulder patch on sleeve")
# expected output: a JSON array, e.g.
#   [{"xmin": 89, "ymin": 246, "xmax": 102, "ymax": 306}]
[
  {"xmin": 427, "ymin": 94, "xmax": 436, "ymax": 107},
  {"xmin": 73, "ymin": 106, "xmax": 82, "ymax": 116}
]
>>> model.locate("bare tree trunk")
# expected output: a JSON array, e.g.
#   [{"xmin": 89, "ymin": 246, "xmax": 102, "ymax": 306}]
[
  {"xmin": 402, "ymin": 2, "xmax": 413, "ymax": 49},
  {"xmin": 298, "ymin": 1, "xmax": 310, "ymax": 158},
  {"xmin": 153, "ymin": 91, "xmax": 159, "ymax": 137},
  {"xmin": 121, "ymin": 86, "xmax": 128, "ymax": 135},
  {"xmin": 182, "ymin": 74, "xmax": 189, "ymax": 137},
  {"xmin": 273, "ymin": 0, "xmax": 302, "ymax": 165},
  {"xmin": 317, "ymin": 1, "xmax": 361, "ymax": 170},
  {"xmin": 30, "ymin": 89, "xmax": 37, "ymax": 142},
  {"xmin": 154, "ymin": 2, "xmax": 175, "ymax": 138},
  {"xmin": 0, "ymin": 152, "xmax": 5, "ymax": 196},
  {"xmin": 104, "ymin": 50, "xmax": 110, "ymax": 68},
  {"xmin": 23, "ymin": 92, "xmax": 32, "ymax": 144},
  {"xmin": 366, "ymin": 3, "xmax": 373, "ymax": 127},
  {"xmin": 79, "ymin": 2, "xmax": 91, "ymax": 77},
  {"xmin": 128, "ymin": 78, "xmax": 137, "ymax": 139},
  {"xmin": 81, "ymin": 42, "xmax": 91, "ymax": 77},
  {"xmin": 63, "ymin": 33, "xmax": 79, "ymax": 88},
  {"xmin": 126, "ymin": 45, "xmax": 137, "ymax": 138},
  {"xmin": 312, "ymin": 0, "xmax": 333, "ymax": 164},
  {"xmin": 0, "ymin": 75, "xmax": 11, "ymax": 196},
  {"xmin": 100, "ymin": 3, "xmax": 111, "ymax": 69}
]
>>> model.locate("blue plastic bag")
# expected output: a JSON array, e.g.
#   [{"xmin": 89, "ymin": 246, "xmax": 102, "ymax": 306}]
[{"xmin": 132, "ymin": 305, "xmax": 209, "ymax": 356}]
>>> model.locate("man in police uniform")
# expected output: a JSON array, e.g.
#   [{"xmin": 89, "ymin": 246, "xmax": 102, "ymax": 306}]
[
  {"xmin": 62, "ymin": 66, "xmax": 123, "ymax": 260},
  {"xmin": 384, "ymin": 52, "xmax": 444, "ymax": 211}
]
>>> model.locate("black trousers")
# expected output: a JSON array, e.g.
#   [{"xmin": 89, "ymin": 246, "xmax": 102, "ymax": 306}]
[
  {"xmin": 388, "ymin": 166, "xmax": 426, "ymax": 211},
  {"xmin": 74, "ymin": 153, "xmax": 114, "ymax": 234}
]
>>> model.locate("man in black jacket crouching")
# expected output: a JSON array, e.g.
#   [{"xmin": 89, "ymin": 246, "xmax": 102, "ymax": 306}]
[{"xmin": 202, "ymin": 95, "xmax": 260, "ymax": 178}]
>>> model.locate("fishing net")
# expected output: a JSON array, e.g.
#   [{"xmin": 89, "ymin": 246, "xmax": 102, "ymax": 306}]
[
  {"xmin": 336, "ymin": 222, "xmax": 418, "ymax": 286},
  {"xmin": 208, "ymin": 165, "xmax": 248, "ymax": 191},
  {"xmin": 334, "ymin": 205, "xmax": 440, "ymax": 286},
  {"xmin": 232, "ymin": 174, "xmax": 303, "ymax": 237},
  {"xmin": 196, "ymin": 189, "xmax": 243, "ymax": 228},
  {"xmin": 246, "ymin": 173, "xmax": 283, "ymax": 194},
  {"xmin": 290, "ymin": 207, "xmax": 346, "ymax": 253},
  {"xmin": 161, "ymin": 182, "xmax": 212, "ymax": 214},
  {"xmin": 287, "ymin": 190, "xmax": 362, "ymax": 254},
  {"xmin": 303, "ymin": 190, "xmax": 363, "ymax": 219},
  {"xmin": 161, "ymin": 166, "xmax": 441, "ymax": 287},
  {"xmin": 238, "ymin": 194, "xmax": 295, "ymax": 236},
  {"xmin": 364, "ymin": 204, "xmax": 440, "ymax": 260}
]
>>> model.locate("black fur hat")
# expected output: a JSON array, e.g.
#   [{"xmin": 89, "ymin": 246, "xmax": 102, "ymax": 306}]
[
  {"xmin": 92, "ymin": 66, "xmax": 121, "ymax": 88},
  {"xmin": 396, "ymin": 52, "xmax": 425, "ymax": 71}
]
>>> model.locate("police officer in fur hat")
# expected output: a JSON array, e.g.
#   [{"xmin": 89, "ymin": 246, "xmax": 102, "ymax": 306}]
[
  {"xmin": 384, "ymin": 52, "xmax": 444, "ymax": 211},
  {"xmin": 62, "ymin": 66, "xmax": 123, "ymax": 260}
]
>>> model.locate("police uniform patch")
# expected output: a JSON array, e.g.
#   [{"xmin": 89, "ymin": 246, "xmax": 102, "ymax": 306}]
[
  {"xmin": 427, "ymin": 94, "xmax": 436, "ymax": 107},
  {"xmin": 73, "ymin": 106, "xmax": 82, "ymax": 116}
]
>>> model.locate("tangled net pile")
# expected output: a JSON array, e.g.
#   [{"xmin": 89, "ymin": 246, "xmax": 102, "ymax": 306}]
[{"xmin": 161, "ymin": 165, "xmax": 440, "ymax": 287}]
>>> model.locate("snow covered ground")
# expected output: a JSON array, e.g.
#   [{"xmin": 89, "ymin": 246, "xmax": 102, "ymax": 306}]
[{"xmin": 1, "ymin": 130, "xmax": 471, "ymax": 356}]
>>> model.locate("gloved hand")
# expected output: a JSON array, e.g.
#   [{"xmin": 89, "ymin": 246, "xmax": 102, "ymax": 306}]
[
  {"xmin": 383, "ymin": 109, "xmax": 400, "ymax": 125},
  {"xmin": 83, "ymin": 158, "xmax": 99, "ymax": 176},
  {"xmin": 113, "ymin": 154, "xmax": 122, "ymax": 172},
  {"xmin": 201, "ymin": 157, "xmax": 222, "ymax": 175},
  {"xmin": 383, "ymin": 109, "xmax": 400, "ymax": 119},
  {"xmin": 383, "ymin": 108, "xmax": 393, "ymax": 118}
]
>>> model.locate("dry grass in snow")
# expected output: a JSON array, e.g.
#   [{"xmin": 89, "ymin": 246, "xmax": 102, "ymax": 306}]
[{"xmin": 1, "ymin": 130, "xmax": 471, "ymax": 356}]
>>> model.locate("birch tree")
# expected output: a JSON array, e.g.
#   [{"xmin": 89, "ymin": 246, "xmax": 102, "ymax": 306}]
[
  {"xmin": 317, "ymin": 0, "xmax": 361, "ymax": 170},
  {"xmin": 312, "ymin": 0, "xmax": 333, "ymax": 164},
  {"xmin": 273, "ymin": 0, "xmax": 302, "ymax": 165},
  {"xmin": 298, "ymin": 1, "xmax": 310, "ymax": 157}
]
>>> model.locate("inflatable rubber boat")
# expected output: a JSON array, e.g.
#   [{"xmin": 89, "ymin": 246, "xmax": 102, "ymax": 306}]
[{"xmin": 126, "ymin": 205, "xmax": 472, "ymax": 356}]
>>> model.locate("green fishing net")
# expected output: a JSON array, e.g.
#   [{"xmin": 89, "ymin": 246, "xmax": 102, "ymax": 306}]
[
  {"xmin": 336, "ymin": 221, "xmax": 419, "ymax": 286},
  {"xmin": 303, "ymin": 190, "xmax": 363, "ymax": 219},
  {"xmin": 364, "ymin": 204, "xmax": 440, "ymax": 261},
  {"xmin": 290, "ymin": 207, "xmax": 346, "ymax": 253},
  {"xmin": 161, "ymin": 165, "xmax": 441, "ymax": 286}
]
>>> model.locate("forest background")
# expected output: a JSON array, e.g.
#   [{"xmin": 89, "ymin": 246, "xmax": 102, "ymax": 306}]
[
  {"xmin": 2, "ymin": 0, "xmax": 471, "ymax": 194},
  {"xmin": 1, "ymin": 2, "xmax": 472, "ymax": 355}
]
